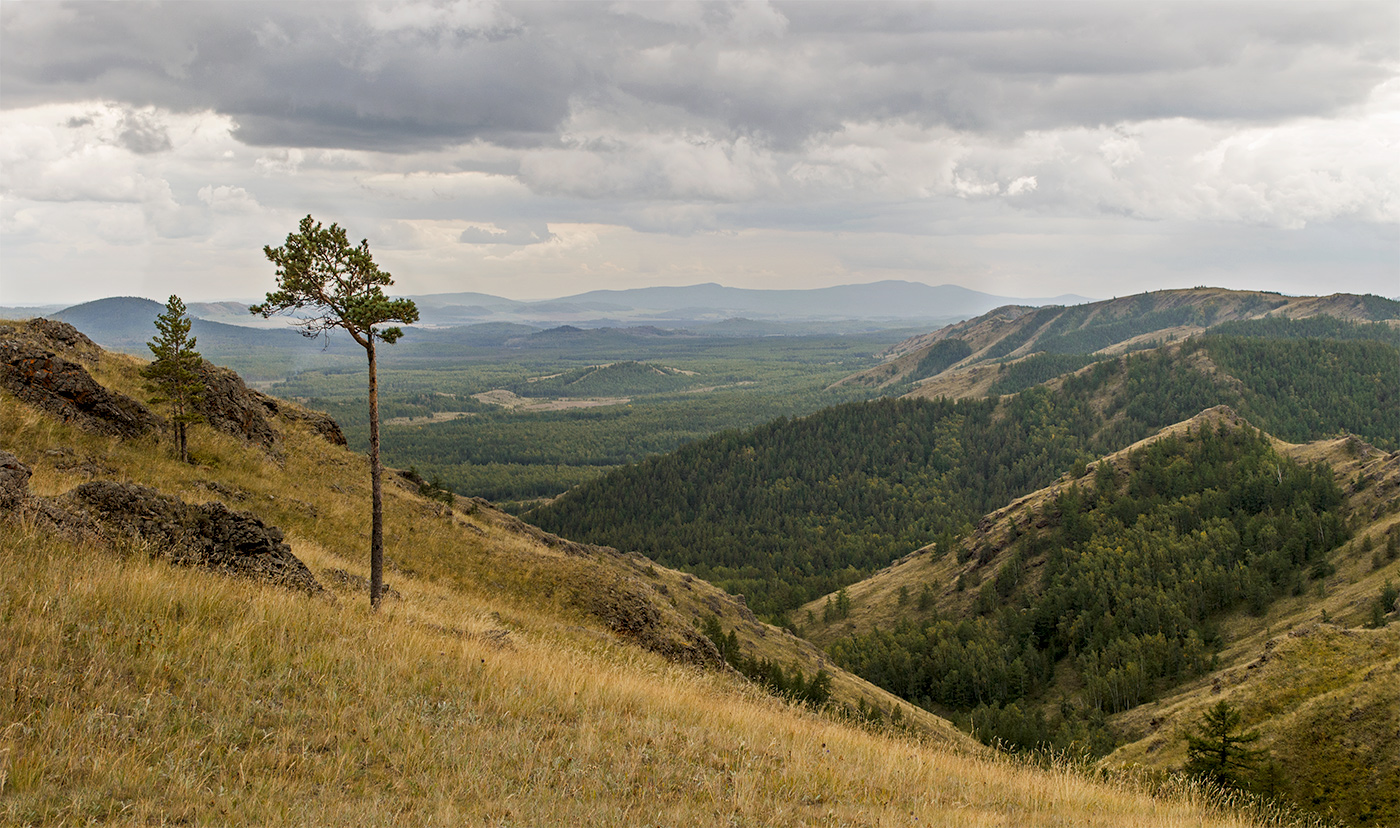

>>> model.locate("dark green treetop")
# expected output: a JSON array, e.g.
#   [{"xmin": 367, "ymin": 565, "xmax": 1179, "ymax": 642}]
[
  {"xmin": 1184, "ymin": 700, "xmax": 1265, "ymax": 790},
  {"xmin": 252, "ymin": 214, "xmax": 419, "ymax": 343}
]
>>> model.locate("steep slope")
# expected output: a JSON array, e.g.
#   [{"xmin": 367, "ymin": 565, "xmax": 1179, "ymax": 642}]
[
  {"xmin": 1104, "ymin": 432, "xmax": 1400, "ymax": 827},
  {"xmin": 799, "ymin": 410, "xmax": 1398, "ymax": 646},
  {"xmin": 837, "ymin": 288, "xmax": 1400, "ymax": 392},
  {"xmin": 796, "ymin": 408, "xmax": 1400, "ymax": 824},
  {"xmin": 0, "ymin": 318, "xmax": 959, "ymax": 740}
]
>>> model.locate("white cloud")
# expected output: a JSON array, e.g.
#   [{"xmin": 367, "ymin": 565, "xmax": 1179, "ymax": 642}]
[
  {"xmin": 519, "ymin": 123, "xmax": 781, "ymax": 201},
  {"xmin": 198, "ymin": 185, "xmax": 261, "ymax": 213},
  {"xmin": 253, "ymin": 149, "xmax": 304, "ymax": 176},
  {"xmin": 1006, "ymin": 176, "xmax": 1038, "ymax": 196},
  {"xmin": 458, "ymin": 221, "xmax": 554, "ymax": 245}
]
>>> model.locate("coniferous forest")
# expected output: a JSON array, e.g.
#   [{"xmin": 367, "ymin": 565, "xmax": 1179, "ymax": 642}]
[
  {"xmin": 828, "ymin": 422, "xmax": 1347, "ymax": 751},
  {"xmin": 527, "ymin": 331, "xmax": 1397, "ymax": 619}
]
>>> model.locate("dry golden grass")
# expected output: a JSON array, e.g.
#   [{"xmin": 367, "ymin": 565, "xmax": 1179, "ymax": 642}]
[
  {"xmin": 0, "ymin": 330, "xmax": 1287, "ymax": 826},
  {"xmin": 2, "ymin": 521, "xmax": 1275, "ymax": 827}
]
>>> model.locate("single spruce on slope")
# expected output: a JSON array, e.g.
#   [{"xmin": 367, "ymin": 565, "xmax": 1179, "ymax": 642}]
[
  {"xmin": 142, "ymin": 295, "xmax": 205, "ymax": 463},
  {"xmin": 1184, "ymin": 700, "xmax": 1265, "ymax": 790},
  {"xmin": 253, "ymin": 215, "xmax": 419, "ymax": 609}
]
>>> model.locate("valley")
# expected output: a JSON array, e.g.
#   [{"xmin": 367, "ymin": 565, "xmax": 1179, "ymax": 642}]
[{"xmin": 3, "ymin": 285, "xmax": 1398, "ymax": 826}]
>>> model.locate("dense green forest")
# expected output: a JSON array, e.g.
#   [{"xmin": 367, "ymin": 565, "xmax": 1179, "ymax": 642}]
[
  {"xmin": 527, "ymin": 333, "xmax": 1398, "ymax": 619},
  {"xmin": 986, "ymin": 353, "xmax": 1101, "ymax": 395},
  {"xmin": 910, "ymin": 339, "xmax": 973, "ymax": 381},
  {"xmin": 828, "ymin": 423, "xmax": 1347, "ymax": 753}
]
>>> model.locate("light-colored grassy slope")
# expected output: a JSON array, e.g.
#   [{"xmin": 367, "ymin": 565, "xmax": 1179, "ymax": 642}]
[
  {"xmin": 1106, "ymin": 623, "xmax": 1399, "ymax": 828},
  {"xmin": 3, "ymin": 520, "xmax": 1274, "ymax": 828},
  {"xmin": 2, "ymin": 326, "xmax": 1276, "ymax": 826},
  {"xmin": 0, "ymin": 320, "xmax": 964, "ymax": 745}
]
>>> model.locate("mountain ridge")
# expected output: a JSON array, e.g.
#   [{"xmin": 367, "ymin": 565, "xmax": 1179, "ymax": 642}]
[{"xmin": 838, "ymin": 287, "xmax": 1400, "ymax": 392}]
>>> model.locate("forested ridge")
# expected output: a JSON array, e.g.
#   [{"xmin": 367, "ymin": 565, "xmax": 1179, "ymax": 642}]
[
  {"xmin": 858, "ymin": 289, "xmax": 1400, "ymax": 390},
  {"xmin": 527, "ymin": 331, "xmax": 1398, "ymax": 619},
  {"xmin": 828, "ymin": 421, "xmax": 1348, "ymax": 753}
]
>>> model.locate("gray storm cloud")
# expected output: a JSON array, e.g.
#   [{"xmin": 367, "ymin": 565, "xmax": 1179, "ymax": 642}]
[
  {"xmin": 4, "ymin": 1, "xmax": 1393, "ymax": 151},
  {"xmin": 0, "ymin": 1, "xmax": 1396, "ymax": 305}
]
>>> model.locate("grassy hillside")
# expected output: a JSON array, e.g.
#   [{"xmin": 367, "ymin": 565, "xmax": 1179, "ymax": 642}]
[
  {"xmin": 840, "ymin": 288, "xmax": 1400, "ymax": 393},
  {"xmin": 0, "ymin": 319, "xmax": 1304, "ymax": 826}
]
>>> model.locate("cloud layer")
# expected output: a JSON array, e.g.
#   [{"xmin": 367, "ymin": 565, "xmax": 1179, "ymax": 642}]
[{"xmin": 2, "ymin": 1, "xmax": 1396, "ymax": 305}]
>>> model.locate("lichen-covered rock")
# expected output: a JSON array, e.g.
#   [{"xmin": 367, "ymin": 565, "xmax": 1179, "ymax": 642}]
[
  {"xmin": 195, "ymin": 361, "xmax": 280, "ymax": 449},
  {"xmin": 61, "ymin": 480, "xmax": 323, "ymax": 594},
  {"xmin": 25, "ymin": 319, "xmax": 101, "ymax": 363},
  {"xmin": 0, "ymin": 337, "xmax": 160, "ymax": 438},
  {"xmin": 0, "ymin": 451, "xmax": 32, "ymax": 511},
  {"xmin": 253, "ymin": 391, "xmax": 347, "ymax": 446}
]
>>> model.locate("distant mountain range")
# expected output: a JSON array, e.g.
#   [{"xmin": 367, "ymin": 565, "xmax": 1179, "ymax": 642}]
[
  {"xmin": 403, "ymin": 281, "xmax": 1093, "ymax": 327},
  {"xmin": 0, "ymin": 282, "xmax": 1093, "ymax": 379},
  {"xmin": 3, "ymin": 281, "xmax": 1088, "ymax": 338}
]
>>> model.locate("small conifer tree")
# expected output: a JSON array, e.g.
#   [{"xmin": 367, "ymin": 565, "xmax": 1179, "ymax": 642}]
[
  {"xmin": 1184, "ymin": 700, "xmax": 1264, "ymax": 789},
  {"xmin": 142, "ymin": 295, "xmax": 205, "ymax": 463}
]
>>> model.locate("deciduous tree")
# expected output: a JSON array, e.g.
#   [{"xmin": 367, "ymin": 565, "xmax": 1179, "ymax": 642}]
[{"xmin": 253, "ymin": 215, "xmax": 419, "ymax": 608}]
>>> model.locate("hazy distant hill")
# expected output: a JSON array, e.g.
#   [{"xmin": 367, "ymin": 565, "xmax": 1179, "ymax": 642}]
[
  {"xmin": 48, "ymin": 297, "xmax": 360, "ymax": 380},
  {"xmin": 408, "ymin": 281, "xmax": 1092, "ymax": 327},
  {"xmin": 839, "ymin": 288, "xmax": 1400, "ymax": 391}
]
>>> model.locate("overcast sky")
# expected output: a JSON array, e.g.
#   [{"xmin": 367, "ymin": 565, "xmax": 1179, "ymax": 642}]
[{"xmin": 1, "ymin": 0, "xmax": 1397, "ymax": 307}]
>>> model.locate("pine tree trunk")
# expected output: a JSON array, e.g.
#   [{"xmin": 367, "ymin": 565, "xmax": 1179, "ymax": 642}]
[
  {"xmin": 368, "ymin": 339, "xmax": 384, "ymax": 610},
  {"xmin": 177, "ymin": 422, "xmax": 188, "ymax": 464}
]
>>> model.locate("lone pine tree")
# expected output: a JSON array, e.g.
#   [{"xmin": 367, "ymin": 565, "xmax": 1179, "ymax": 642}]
[
  {"xmin": 1184, "ymin": 700, "xmax": 1265, "ymax": 790},
  {"xmin": 142, "ymin": 295, "xmax": 205, "ymax": 464},
  {"xmin": 253, "ymin": 215, "xmax": 419, "ymax": 609}
]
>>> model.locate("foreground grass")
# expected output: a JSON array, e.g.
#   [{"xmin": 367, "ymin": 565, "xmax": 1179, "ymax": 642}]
[{"xmin": 3, "ymin": 522, "xmax": 1275, "ymax": 828}]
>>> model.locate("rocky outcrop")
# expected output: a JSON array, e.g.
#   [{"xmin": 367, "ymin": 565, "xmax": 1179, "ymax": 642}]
[
  {"xmin": 25, "ymin": 318, "xmax": 102, "ymax": 363},
  {"xmin": 0, "ymin": 450, "xmax": 32, "ymax": 510},
  {"xmin": 191, "ymin": 362, "xmax": 349, "ymax": 450},
  {"xmin": 195, "ymin": 361, "xmax": 280, "ymax": 449},
  {"xmin": 0, "ymin": 325, "xmax": 160, "ymax": 438},
  {"xmin": 572, "ymin": 567, "xmax": 725, "ymax": 669},
  {"xmin": 59, "ymin": 480, "xmax": 323, "ymax": 594},
  {"xmin": 253, "ymin": 391, "xmax": 347, "ymax": 446},
  {"xmin": 0, "ymin": 452, "xmax": 321, "ymax": 594}
]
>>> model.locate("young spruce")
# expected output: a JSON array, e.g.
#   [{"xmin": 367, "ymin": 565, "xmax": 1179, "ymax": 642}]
[{"xmin": 142, "ymin": 295, "xmax": 205, "ymax": 464}]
